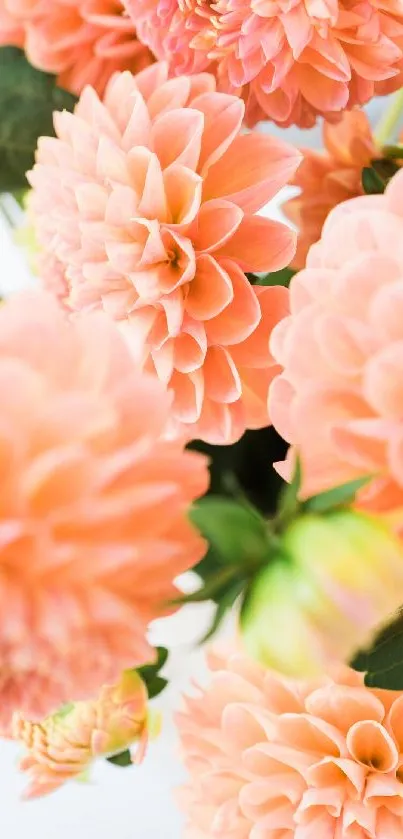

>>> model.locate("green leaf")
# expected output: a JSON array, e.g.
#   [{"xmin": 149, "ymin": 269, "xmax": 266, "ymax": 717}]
[
  {"xmin": 371, "ymin": 158, "xmax": 400, "ymax": 182},
  {"xmin": 304, "ymin": 475, "xmax": 374, "ymax": 514},
  {"xmin": 382, "ymin": 144, "xmax": 403, "ymax": 160},
  {"xmin": 255, "ymin": 267, "xmax": 296, "ymax": 287},
  {"xmin": 146, "ymin": 676, "xmax": 168, "ymax": 699},
  {"xmin": 0, "ymin": 47, "xmax": 77, "ymax": 192},
  {"xmin": 199, "ymin": 580, "xmax": 244, "ymax": 644},
  {"xmin": 107, "ymin": 749, "xmax": 132, "ymax": 768},
  {"xmin": 351, "ymin": 609, "xmax": 403, "ymax": 690},
  {"xmin": 190, "ymin": 496, "xmax": 269, "ymax": 569},
  {"xmin": 361, "ymin": 166, "xmax": 385, "ymax": 195}
]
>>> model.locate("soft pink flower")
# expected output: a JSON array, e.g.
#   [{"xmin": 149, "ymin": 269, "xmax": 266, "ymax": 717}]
[
  {"xmin": 269, "ymin": 167, "xmax": 403, "ymax": 516},
  {"xmin": 177, "ymin": 648, "xmax": 403, "ymax": 839},
  {"xmin": 0, "ymin": 1, "xmax": 24, "ymax": 46},
  {"xmin": 29, "ymin": 62, "xmax": 299, "ymax": 444},
  {"xmin": 13, "ymin": 670, "xmax": 153, "ymax": 799},
  {"xmin": 124, "ymin": 0, "xmax": 403, "ymax": 127},
  {"xmin": 0, "ymin": 291, "xmax": 208, "ymax": 730},
  {"xmin": 0, "ymin": 0, "xmax": 153, "ymax": 96}
]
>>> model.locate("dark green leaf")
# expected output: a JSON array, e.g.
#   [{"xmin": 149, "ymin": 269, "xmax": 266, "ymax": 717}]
[
  {"xmin": 190, "ymin": 497, "xmax": 269, "ymax": 569},
  {"xmin": 255, "ymin": 267, "xmax": 296, "ymax": 287},
  {"xmin": 107, "ymin": 750, "xmax": 132, "ymax": 768},
  {"xmin": 199, "ymin": 581, "xmax": 244, "ymax": 644},
  {"xmin": 146, "ymin": 676, "xmax": 168, "ymax": 699},
  {"xmin": 351, "ymin": 609, "xmax": 403, "ymax": 690},
  {"xmin": 361, "ymin": 166, "xmax": 385, "ymax": 195},
  {"xmin": 0, "ymin": 47, "xmax": 77, "ymax": 192},
  {"xmin": 382, "ymin": 145, "xmax": 403, "ymax": 160},
  {"xmin": 304, "ymin": 475, "xmax": 374, "ymax": 514},
  {"xmin": 371, "ymin": 158, "xmax": 400, "ymax": 181},
  {"xmin": 137, "ymin": 647, "xmax": 168, "ymax": 684}
]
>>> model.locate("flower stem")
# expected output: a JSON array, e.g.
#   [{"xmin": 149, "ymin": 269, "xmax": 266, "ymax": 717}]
[{"xmin": 374, "ymin": 88, "xmax": 403, "ymax": 147}]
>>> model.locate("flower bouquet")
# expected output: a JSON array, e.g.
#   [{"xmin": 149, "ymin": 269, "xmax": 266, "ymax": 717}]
[{"xmin": 2, "ymin": 1, "xmax": 403, "ymax": 836}]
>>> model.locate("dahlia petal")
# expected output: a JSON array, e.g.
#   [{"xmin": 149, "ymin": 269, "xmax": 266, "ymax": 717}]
[
  {"xmin": 203, "ymin": 346, "xmax": 242, "ymax": 403},
  {"xmin": 190, "ymin": 200, "xmax": 243, "ymax": 253},
  {"xmin": 232, "ymin": 285, "xmax": 289, "ymax": 367},
  {"xmin": 170, "ymin": 368, "xmax": 204, "ymax": 422},
  {"xmin": 205, "ymin": 261, "xmax": 261, "ymax": 345},
  {"xmin": 163, "ymin": 164, "xmax": 202, "ymax": 224},
  {"xmin": 186, "ymin": 255, "xmax": 234, "ymax": 320},
  {"xmin": 346, "ymin": 721, "xmax": 399, "ymax": 773},
  {"xmin": 216, "ymin": 215, "xmax": 297, "ymax": 272},
  {"xmin": 191, "ymin": 92, "xmax": 244, "ymax": 175},
  {"xmin": 128, "ymin": 148, "xmax": 168, "ymax": 221},
  {"xmin": 203, "ymin": 134, "xmax": 302, "ymax": 213},
  {"xmin": 151, "ymin": 108, "xmax": 204, "ymax": 170},
  {"xmin": 147, "ymin": 76, "xmax": 192, "ymax": 119}
]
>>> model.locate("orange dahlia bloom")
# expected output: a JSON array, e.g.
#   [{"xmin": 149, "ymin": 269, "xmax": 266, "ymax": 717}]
[
  {"xmin": 29, "ymin": 63, "xmax": 299, "ymax": 444},
  {"xmin": 177, "ymin": 649, "xmax": 403, "ymax": 839},
  {"xmin": 269, "ymin": 167, "xmax": 403, "ymax": 515},
  {"xmin": 0, "ymin": 0, "xmax": 153, "ymax": 96},
  {"xmin": 124, "ymin": 0, "xmax": 403, "ymax": 127},
  {"xmin": 284, "ymin": 110, "xmax": 378, "ymax": 269},
  {"xmin": 0, "ymin": 291, "xmax": 208, "ymax": 730},
  {"xmin": 13, "ymin": 670, "xmax": 153, "ymax": 799}
]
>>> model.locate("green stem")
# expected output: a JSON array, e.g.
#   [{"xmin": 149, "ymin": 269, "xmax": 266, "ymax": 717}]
[{"xmin": 374, "ymin": 88, "xmax": 403, "ymax": 147}]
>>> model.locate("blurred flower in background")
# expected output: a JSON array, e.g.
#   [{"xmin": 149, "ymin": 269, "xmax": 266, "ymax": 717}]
[
  {"xmin": 13, "ymin": 670, "xmax": 155, "ymax": 799},
  {"xmin": 241, "ymin": 509, "xmax": 403, "ymax": 677},
  {"xmin": 28, "ymin": 62, "xmax": 299, "ymax": 444},
  {"xmin": 0, "ymin": 291, "xmax": 208, "ymax": 730},
  {"xmin": 177, "ymin": 648, "xmax": 403, "ymax": 839},
  {"xmin": 124, "ymin": 0, "xmax": 403, "ymax": 127},
  {"xmin": 0, "ymin": 0, "xmax": 153, "ymax": 95},
  {"xmin": 269, "ymin": 167, "xmax": 403, "ymax": 515}
]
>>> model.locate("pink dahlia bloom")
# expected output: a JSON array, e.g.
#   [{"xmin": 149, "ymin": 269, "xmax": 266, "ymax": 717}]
[
  {"xmin": 0, "ymin": 1, "xmax": 24, "ymax": 46},
  {"xmin": 177, "ymin": 649, "xmax": 403, "ymax": 839},
  {"xmin": 13, "ymin": 670, "xmax": 153, "ymax": 799},
  {"xmin": 29, "ymin": 62, "xmax": 299, "ymax": 444},
  {"xmin": 0, "ymin": 291, "xmax": 208, "ymax": 730},
  {"xmin": 269, "ymin": 167, "xmax": 403, "ymax": 515},
  {"xmin": 0, "ymin": 0, "xmax": 153, "ymax": 96},
  {"xmin": 124, "ymin": 0, "xmax": 403, "ymax": 127}
]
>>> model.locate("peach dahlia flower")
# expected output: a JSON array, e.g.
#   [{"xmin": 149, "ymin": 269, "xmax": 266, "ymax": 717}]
[
  {"xmin": 29, "ymin": 62, "xmax": 299, "ymax": 444},
  {"xmin": 0, "ymin": 0, "xmax": 153, "ymax": 96},
  {"xmin": 0, "ymin": 1, "xmax": 24, "ymax": 47},
  {"xmin": 0, "ymin": 291, "xmax": 207, "ymax": 730},
  {"xmin": 13, "ymin": 670, "xmax": 152, "ymax": 799},
  {"xmin": 177, "ymin": 649, "xmax": 403, "ymax": 839},
  {"xmin": 284, "ymin": 110, "xmax": 378, "ymax": 269},
  {"xmin": 269, "ymin": 167, "xmax": 403, "ymax": 516},
  {"xmin": 124, "ymin": 0, "xmax": 403, "ymax": 127}
]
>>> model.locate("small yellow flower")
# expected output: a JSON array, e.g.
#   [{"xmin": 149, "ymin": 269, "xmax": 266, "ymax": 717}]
[{"xmin": 13, "ymin": 670, "xmax": 158, "ymax": 799}]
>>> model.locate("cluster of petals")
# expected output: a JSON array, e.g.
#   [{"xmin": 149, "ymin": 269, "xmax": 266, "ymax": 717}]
[
  {"xmin": 0, "ymin": 0, "xmax": 153, "ymax": 96},
  {"xmin": 0, "ymin": 291, "xmax": 207, "ymax": 731},
  {"xmin": 124, "ymin": 0, "xmax": 403, "ymax": 127},
  {"xmin": 177, "ymin": 648, "xmax": 403, "ymax": 839},
  {"xmin": 29, "ymin": 62, "xmax": 299, "ymax": 444},
  {"xmin": 269, "ymin": 167, "xmax": 403, "ymax": 515},
  {"xmin": 13, "ymin": 670, "xmax": 151, "ymax": 799},
  {"xmin": 284, "ymin": 110, "xmax": 379, "ymax": 269}
]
